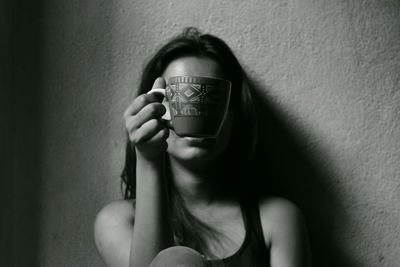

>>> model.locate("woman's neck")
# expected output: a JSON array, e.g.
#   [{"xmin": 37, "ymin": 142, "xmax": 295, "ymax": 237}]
[{"xmin": 168, "ymin": 155, "xmax": 228, "ymax": 208}]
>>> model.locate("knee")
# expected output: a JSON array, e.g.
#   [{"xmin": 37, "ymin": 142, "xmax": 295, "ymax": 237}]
[{"xmin": 149, "ymin": 246, "xmax": 204, "ymax": 267}]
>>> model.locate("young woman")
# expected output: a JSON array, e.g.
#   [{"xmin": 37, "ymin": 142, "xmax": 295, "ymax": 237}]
[{"xmin": 94, "ymin": 27, "xmax": 311, "ymax": 267}]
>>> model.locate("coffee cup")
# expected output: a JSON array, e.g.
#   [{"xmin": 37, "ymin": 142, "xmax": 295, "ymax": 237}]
[{"xmin": 148, "ymin": 76, "xmax": 231, "ymax": 138}]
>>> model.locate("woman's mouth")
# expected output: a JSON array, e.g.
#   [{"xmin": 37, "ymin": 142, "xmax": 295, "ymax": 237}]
[{"xmin": 182, "ymin": 137, "xmax": 215, "ymax": 147}]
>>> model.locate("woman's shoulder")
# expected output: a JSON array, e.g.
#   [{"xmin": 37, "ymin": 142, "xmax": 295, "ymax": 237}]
[
  {"xmin": 94, "ymin": 199, "xmax": 135, "ymax": 231},
  {"xmin": 95, "ymin": 199, "xmax": 135, "ymax": 226},
  {"xmin": 258, "ymin": 197, "xmax": 301, "ymax": 218},
  {"xmin": 257, "ymin": 197, "xmax": 305, "ymax": 244},
  {"xmin": 94, "ymin": 199, "xmax": 135, "ymax": 261}
]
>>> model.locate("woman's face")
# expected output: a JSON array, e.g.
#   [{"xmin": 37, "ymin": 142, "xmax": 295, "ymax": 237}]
[{"xmin": 162, "ymin": 56, "xmax": 235, "ymax": 166}]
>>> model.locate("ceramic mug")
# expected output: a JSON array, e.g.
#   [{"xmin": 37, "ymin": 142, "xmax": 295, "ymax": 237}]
[{"xmin": 148, "ymin": 76, "xmax": 231, "ymax": 138}]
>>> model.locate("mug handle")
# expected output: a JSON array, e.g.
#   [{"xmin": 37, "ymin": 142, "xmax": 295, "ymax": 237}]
[{"xmin": 147, "ymin": 88, "xmax": 173, "ymax": 129}]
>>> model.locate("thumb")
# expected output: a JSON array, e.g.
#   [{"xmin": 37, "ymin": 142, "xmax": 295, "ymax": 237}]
[
  {"xmin": 148, "ymin": 77, "xmax": 166, "ymax": 101},
  {"xmin": 152, "ymin": 77, "xmax": 166, "ymax": 90}
]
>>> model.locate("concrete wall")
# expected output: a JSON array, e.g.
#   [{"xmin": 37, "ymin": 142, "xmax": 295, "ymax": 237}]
[{"xmin": 19, "ymin": 0, "xmax": 399, "ymax": 266}]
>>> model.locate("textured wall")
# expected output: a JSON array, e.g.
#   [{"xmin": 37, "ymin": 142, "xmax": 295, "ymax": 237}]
[{"xmin": 38, "ymin": 0, "xmax": 399, "ymax": 266}]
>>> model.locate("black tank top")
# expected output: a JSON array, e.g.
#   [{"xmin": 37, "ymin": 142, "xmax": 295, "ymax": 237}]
[{"xmin": 204, "ymin": 200, "xmax": 271, "ymax": 267}]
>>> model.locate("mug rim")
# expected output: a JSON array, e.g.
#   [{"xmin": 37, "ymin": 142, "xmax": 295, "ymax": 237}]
[{"xmin": 168, "ymin": 75, "xmax": 232, "ymax": 87}]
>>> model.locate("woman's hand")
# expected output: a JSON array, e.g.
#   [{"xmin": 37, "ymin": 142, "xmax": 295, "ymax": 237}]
[{"xmin": 123, "ymin": 77, "xmax": 169, "ymax": 160}]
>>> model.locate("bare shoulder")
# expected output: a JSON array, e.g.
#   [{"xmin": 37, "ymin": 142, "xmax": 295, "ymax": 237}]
[
  {"xmin": 258, "ymin": 197, "xmax": 311, "ymax": 266},
  {"xmin": 94, "ymin": 199, "xmax": 135, "ymax": 229},
  {"xmin": 258, "ymin": 197, "xmax": 305, "ymax": 244},
  {"xmin": 259, "ymin": 197, "xmax": 302, "ymax": 221},
  {"xmin": 94, "ymin": 199, "xmax": 135, "ymax": 267}
]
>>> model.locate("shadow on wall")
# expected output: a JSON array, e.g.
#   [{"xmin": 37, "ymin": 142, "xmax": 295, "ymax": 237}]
[
  {"xmin": 1, "ymin": 0, "xmax": 44, "ymax": 266},
  {"xmin": 249, "ymin": 78, "xmax": 361, "ymax": 267}
]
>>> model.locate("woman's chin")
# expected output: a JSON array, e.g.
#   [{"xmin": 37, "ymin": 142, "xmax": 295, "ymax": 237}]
[
  {"xmin": 166, "ymin": 131, "xmax": 227, "ymax": 165},
  {"xmin": 167, "ymin": 139, "xmax": 218, "ymax": 163},
  {"xmin": 168, "ymin": 145, "xmax": 213, "ymax": 161}
]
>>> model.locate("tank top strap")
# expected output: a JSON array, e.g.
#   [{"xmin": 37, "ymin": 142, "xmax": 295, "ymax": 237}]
[
  {"xmin": 240, "ymin": 199, "xmax": 269, "ymax": 250},
  {"xmin": 205, "ymin": 199, "xmax": 271, "ymax": 267}
]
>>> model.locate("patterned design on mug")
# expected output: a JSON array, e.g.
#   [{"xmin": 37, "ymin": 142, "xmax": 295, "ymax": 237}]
[{"xmin": 168, "ymin": 82, "xmax": 218, "ymax": 117}]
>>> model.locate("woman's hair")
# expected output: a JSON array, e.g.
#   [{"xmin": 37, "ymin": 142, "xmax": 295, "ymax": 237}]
[{"xmin": 121, "ymin": 27, "xmax": 259, "ymax": 257}]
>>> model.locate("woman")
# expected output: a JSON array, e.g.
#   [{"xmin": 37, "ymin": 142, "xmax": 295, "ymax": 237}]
[{"xmin": 94, "ymin": 27, "xmax": 311, "ymax": 267}]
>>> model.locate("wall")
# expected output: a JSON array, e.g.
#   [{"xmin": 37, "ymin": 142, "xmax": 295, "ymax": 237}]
[
  {"xmin": 2, "ymin": 0, "xmax": 44, "ymax": 266},
  {"xmin": 34, "ymin": 0, "xmax": 400, "ymax": 266}
]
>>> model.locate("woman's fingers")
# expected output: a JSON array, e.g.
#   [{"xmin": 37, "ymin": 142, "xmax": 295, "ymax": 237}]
[
  {"xmin": 123, "ymin": 77, "xmax": 166, "ymax": 119},
  {"xmin": 130, "ymin": 119, "xmax": 165, "ymax": 145},
  {"xmin": 123, "ymin": 77, "xmax": 169, "ymax": 158},
  {"xmin": 123, "ymin": 93, "xmax": 161, "ymax": 119},
  {"xmin": 126, "ymin": 103, "xmax": 166, "ymax": 131},
  {"xmin": 144, "ymin": 127, "xmax": 169, "ymax": 147}
]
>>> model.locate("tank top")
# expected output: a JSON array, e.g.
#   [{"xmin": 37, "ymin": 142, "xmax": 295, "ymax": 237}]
[{"xmin": 204, "ymin": 200, "xmax": 271, "ymax": 267}]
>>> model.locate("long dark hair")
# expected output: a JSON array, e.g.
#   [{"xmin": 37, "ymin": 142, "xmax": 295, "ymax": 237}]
[{"xmin": 121, "ymin": 27, "xmax": 259, "ymax": 257}]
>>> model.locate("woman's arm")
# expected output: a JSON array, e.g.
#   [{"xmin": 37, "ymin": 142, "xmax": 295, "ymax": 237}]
[
  {"xmin": 130, "ymin": 156, "xmax": 174, "ymax": 266},
  {"xmin": 94, "ymin": 78, "xmax": 174, "ymax": 267},
  {"xmin": 260, "ymin": 198, "xmax": 311, "ymax": 267},
  {"xmin": 94, "ymin": 161, "xmax": 173, "ymax": 267},
  {"xmin": 127, "ymin": 77, "xmax": 174, "ymax": 267}
]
